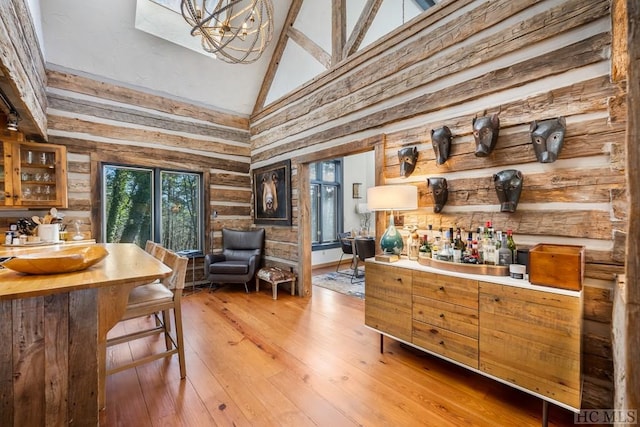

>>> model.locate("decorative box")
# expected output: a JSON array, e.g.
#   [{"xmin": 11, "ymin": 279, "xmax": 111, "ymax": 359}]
[{"xmin": 529, "ymin": 244, "xmax": 585, "ymax": 291}]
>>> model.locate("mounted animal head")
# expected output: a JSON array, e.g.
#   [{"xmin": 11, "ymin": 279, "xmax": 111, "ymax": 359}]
[
  {"xmin": 431, "ymin": 126, "xmax": 453, "ymax": 166},
  {"xmin": 472, "ymin": 113, "xmax": 500, "ymax": 157},
  {"xmin": 530, "ymin": 117, "xmax": 566, "ymax": 163},
  {"xmin": 493, "ymin": 169, "xmax": 523, "ymax": 213},
  {"xmin": 261, "ymin": 172, "xmax": 279, "ymax": 215},
  {"xmin": 427, "ymin": 177, "xmax": 448, "ymax": 213},
  {"xmin": 398, "ymin": 146, "xmax": 418, "ymax": 178}
]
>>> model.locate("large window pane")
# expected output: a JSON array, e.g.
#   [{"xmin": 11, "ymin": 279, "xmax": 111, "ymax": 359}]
[
  {"xmin": 321, "ymin": 185, "xmax": 337, "ymax": 242},
  {"xmin": 161, "ymin": 171, "xmax": 201, "ymax": 252},
  {"xmin": 310, "ymin": 160, "xmax": 342, "ymax": 247},
  {"xmin": 103, "ymin": 166, "xmax": 153, "ymax": 246},
  {"xmin": 310, "ymin": 184, "xmax": 319, "ymax": 244},
  {"xmin": 103, "ymin": 165, "xmax": 203, "ymax": 252}
]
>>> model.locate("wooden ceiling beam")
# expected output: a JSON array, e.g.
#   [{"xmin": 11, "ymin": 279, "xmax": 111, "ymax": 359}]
[
  {"xmin": 252, "ymin": 0, "xmax": 304, "ymax": 116},
  {"xmin": 288, "ymin": 26, "xmax": 331, "ymax": 69},
  {"xmin": 331, "ymin": 0, "xmax": 346, "ymax": 66},
  {"xmin": 343, "ymin": 0, "xmax": 383, "ymax": 60}
]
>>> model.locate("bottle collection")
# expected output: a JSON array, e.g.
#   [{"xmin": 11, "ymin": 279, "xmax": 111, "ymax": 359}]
[{"xmin": 417, "ymin": 221, "xmax": 517, "ymax": 267}]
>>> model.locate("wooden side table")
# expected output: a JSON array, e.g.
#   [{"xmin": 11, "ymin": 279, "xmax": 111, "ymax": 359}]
[{"xmin": 256, "ymin": 267, "xmax": 296, "ymax": 299}]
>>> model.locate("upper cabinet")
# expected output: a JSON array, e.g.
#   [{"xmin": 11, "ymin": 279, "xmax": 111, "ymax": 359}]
[{"xmin": 1, "ymin": 138, "xmax": 68, "ymax": 209}]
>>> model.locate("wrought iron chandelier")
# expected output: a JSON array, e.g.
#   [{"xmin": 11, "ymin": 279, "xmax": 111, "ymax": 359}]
[{"xmin": 180, "ymin": 0, "xmax": 274, "ymax": 64}]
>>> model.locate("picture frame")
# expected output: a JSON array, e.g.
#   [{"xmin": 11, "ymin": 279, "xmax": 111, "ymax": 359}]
[{"xmin": 253, "ymin": 159, "xmax": 292, "ymax": 226}]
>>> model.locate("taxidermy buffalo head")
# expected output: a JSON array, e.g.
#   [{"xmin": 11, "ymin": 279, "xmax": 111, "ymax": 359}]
[
  {"xmin": 431, "ymin": 126, "xmax": 452, "ymax": 166},
  {"xmin": 398, "ymin": 146, "xmax": 418, "ymax": 178},
  {"xmin": 427, "ymin": 177, "xmax": 448, "ymax": 213},
  {"xmin": 472, "ymin": 114, "xmax": 500, "ymax": 157},
  {"xmin": 530, "ymin": 117, "xmax": 566, "ymax": 163},
  {"xmin": 493, "ymin": 169, "xmax": 523, "ymax": 213}
]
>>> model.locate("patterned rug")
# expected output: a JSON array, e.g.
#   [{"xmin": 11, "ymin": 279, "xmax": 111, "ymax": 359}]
[{"xmin": 313, "ymin": 269, "xmax": 365, "ymax": 299}]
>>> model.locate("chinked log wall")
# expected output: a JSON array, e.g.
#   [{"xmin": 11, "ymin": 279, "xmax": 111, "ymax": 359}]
[
  {"xmin": 44, "ymin": 70, "xmax": 253, "ymax": 256},
  {"xmin": 250, "ymin": 0, "xmax": 621, "ymax": 408}
]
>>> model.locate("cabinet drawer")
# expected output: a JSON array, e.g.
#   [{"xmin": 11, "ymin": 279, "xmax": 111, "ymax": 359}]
[
  {"xmin": 365, "ymin": 296, "xmax": 412, "ymax": 342},
  {"xmin": 366, "ymin": 263, "xmax": 412, "ymax": 302},
  {"xmin": 413, "ymin": 271, "xmax": 478, "ymax": 309},
  {"xmin": 412, "ymin": 321, "xmax": 478, "ymax": 369},
  {"xmin": 413, "ymin": 296, "xmax": 478, "ymax": 339},
  {"xmin": 479, "ymin": 282, "xmax": 582, "ymax": 408}
]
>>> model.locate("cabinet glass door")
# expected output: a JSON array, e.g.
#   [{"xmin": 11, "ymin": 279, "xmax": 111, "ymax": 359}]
[{"xmin": 14, "ymin": 143, "xmax": 67, "ymax": 208}]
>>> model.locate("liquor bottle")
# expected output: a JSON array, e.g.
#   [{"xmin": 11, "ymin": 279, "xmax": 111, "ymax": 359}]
[
  {"xmin": 476, "ymin": 226, "xmax": 484, "ymax": 264},
  {"xmin": 453, "ymin": 228, "xmax": 465, "ymax": 263},
  {"xmin": 507, "ymin": 229, "xmax": 517, "ymax": 259},
  {"xmin": 483, "ymin": 222, "xmax": 496, "ymax": 265},
  {"xmin": 464, "ymin": 231, "xmax": 473, "ymax": 259},
  {"xmin": 497, "ymin": 231, "xmax": 513, "ymax": 266}
]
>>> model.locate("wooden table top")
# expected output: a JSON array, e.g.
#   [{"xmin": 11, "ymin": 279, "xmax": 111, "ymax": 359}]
[{"xmin": 0, "ymin": 243, "xmax": 172, "ymax": 300}]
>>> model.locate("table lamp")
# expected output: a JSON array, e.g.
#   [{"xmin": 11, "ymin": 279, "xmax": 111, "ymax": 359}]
[{"xmin": 367, "ymin": 185, "xmax": 418, "ymax": 255}]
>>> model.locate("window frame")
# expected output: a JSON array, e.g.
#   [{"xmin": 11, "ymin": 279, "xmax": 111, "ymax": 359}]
[
  {"xmin": 100, "ymin": 162, "xmax": 205, "ymax": 253},
  {"xmin": 310, "ymin": 159, "xmax": 343, "ymax": 251}
]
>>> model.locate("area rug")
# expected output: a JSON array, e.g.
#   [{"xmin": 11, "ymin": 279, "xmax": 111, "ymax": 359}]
[{"xmin": 313, "ymin": 269, "xmax": 365, "ymax": 299}]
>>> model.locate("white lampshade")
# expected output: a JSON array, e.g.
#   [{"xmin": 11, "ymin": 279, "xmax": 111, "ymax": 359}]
[{"xmin": 367, "ymin": 185, "xmax": 418, "ymax": 211}]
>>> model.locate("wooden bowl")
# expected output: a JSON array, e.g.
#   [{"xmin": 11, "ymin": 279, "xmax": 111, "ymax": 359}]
[{"xmin": 2, "ymin": 245, "xmax": 109, "ymax": 275}]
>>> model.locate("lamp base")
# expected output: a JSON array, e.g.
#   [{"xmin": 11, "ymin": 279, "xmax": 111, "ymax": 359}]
[{"xmin": 380, "ymin": 223, "xmax": 403, "ymax": 255}]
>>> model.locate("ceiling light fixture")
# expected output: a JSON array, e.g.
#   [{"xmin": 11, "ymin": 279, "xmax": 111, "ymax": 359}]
[
  {"xmin": 180, "ymin": 0, "xmax": 274, "ymax": 64},
  {"xmin": 0, "ymin": 91, "xmax": 20, "ymax": 132}
]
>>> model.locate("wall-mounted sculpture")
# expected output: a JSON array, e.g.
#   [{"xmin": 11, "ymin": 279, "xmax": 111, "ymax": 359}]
[
  {"xmin": 493, "ymin": 169, "xmax": 523, "ymax": 213},
  {"xmin": 431, "ymin": 126, "xmax": 452, "ymax": 166},
  {"xmin": 427, "ymin": 177, "xmax": 448, "ymax": 213},
  {"xmin": 472, "ymin": 113, "xmax": 500, "ymax": 157},
  {"xmin": 398, "ymin": 146, "xmax": 418, "ymax": 178},
  {"xmin": 530, "ymin": 116, "xmax": 566, "ymax": 163}
]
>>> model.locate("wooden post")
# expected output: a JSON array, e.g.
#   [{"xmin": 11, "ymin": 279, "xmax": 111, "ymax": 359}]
[{"xmin": 613, "ymin": 0, "xmax": 640, "ymax": 414}]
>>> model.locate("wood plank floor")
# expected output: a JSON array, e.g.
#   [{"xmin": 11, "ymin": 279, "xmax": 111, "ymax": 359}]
[{"xmin": 102, "ymin": 281, "xmax": 578, "ymax": 426}]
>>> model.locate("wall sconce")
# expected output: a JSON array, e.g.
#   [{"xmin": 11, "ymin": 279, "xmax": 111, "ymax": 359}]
[
  {"xmin": 367, "ymin": 185, "xmax": 418, "ymax": 255},
  {"xmin": 352, "ymin": 182, "xmax": 362, "ymax": 199}
]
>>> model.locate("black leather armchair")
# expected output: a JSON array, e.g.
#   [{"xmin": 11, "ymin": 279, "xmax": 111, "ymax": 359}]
[{"xmin": 205, "ymin": 228, "xmax": 265, "ymax": 292}]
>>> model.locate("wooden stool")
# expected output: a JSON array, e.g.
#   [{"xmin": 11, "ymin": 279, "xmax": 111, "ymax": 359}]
[{"xmin": 256, "ymin": 267, "xmax": 296, "ymax": 300}]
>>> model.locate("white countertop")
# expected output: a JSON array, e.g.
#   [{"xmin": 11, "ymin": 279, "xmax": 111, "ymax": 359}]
[{"xmin": 366, "ymin": 258, "xmax": 582, "ymax": 297}]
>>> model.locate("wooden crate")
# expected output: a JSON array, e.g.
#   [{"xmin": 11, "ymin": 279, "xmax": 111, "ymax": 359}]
[{"xmin": 529, "ymin": 244, "xmax": 584, "ymax": 291}]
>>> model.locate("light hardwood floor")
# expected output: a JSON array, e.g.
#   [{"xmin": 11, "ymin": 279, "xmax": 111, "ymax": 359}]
[{"xmin": 103, "ymin": 281, "xmax": 577, "ymax": 426}]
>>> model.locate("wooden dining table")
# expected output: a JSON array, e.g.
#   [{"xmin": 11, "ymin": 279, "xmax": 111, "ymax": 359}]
[{"xmin": 0, "ymin": 242, "xmax": 172, "ymax": 426}]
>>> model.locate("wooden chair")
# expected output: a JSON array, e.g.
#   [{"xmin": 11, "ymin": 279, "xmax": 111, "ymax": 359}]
[{"xmin": 106, "ymin": 247, "xmax": 188, "ymax": 378}]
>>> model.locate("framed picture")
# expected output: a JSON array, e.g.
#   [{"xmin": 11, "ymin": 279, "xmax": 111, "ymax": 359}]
[{"xmin": 253, "ymin": 160, "xmax": 292, "ymax": 226}]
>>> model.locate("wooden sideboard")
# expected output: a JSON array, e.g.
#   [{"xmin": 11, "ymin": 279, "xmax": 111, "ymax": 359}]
[{"xmin": 364, "ymin": 259, "xmax": 583, "ymax": 413}]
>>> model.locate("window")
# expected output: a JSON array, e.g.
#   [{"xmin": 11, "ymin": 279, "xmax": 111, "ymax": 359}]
[
  {"xmin": 102, "ymin": 164, "xmax": 203, "ymax": 252},
  {"xmin": 310, "ymin": 160, "xmax": 342, "ymax": 248}
]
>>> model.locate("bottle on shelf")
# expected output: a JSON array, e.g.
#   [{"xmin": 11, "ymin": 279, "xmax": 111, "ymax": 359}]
[
  {"xmin": 507, "ymin": 229, "xmax": 517, "ymax": 260},
  {"xmin": 453, "ymin": 227, "xmax": 464, "ymax": 263},
  {"xmin": 483, "ymin": 222, "xmax": 496, "ymax": 265},
  {"xmin": 476, "ymin": 226, "xmax": 484, "ymax": 264},
  {"xmin": 497, "ymin": 231, "xmax": 513, "ymax": 266}
]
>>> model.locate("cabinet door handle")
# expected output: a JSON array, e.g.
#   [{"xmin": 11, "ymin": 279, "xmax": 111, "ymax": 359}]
[
  {"xmin": 396, "ymin": 278, "xmax": 402, "ymax": 282},
  {"xmin": 439, "ymin": 286, "xmax": 445, "ymax": 291},
  {"xmin": 439, "ymin": 340, "xmax": 445, "ymax": 345},
  {"xmin": 439, "ymin": 313, "xmax": 445, "ymax": 318},
  {"xmin": 494, "ymin": 297, "xmax": 500, "ymax": 302}
]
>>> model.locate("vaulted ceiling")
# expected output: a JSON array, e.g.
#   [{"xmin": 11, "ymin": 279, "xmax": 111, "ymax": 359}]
[{"xmin": 38, "ymin": 0, "xmax": 431, "ymax": 117}]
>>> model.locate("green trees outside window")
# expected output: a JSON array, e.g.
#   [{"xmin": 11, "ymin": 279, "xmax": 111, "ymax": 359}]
[{"xmin": 103, "ymin": 165, "xmax": 202, "ymax": 252}]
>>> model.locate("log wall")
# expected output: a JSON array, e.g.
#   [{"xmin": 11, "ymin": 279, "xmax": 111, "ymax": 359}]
[
  {"xmin": 250, "ymin": 0, "xmax": 623, "ymax": 408},
  {"xmin": 43, "ymin": 69, "xmax": 252, "ymax": 254}
]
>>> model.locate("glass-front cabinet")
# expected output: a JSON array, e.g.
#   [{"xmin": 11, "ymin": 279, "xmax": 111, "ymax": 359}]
[{"xmin": 0, "ymin": 139, "xmax": 68, "ymax": 208}]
